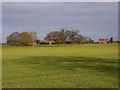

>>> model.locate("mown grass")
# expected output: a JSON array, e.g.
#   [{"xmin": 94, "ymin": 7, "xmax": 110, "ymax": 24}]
[{"xmin": 2, "ymin": 44, "xmax": 119, "ymax": 88}]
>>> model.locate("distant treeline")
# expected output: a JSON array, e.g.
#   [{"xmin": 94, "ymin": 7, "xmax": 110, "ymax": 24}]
[{"xmin": 6, "ymin": 27, "xmax": 116, "ymax": 46}]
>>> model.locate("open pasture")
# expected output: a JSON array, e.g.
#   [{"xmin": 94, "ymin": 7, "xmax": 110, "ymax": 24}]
[{"xmin": 2, "ymin": 44, "xmax": 118, "ymax": 88}]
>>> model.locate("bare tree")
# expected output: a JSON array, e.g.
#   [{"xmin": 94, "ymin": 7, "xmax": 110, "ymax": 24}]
[
  {"xmin": 44, "ymin": 27, "xmax": 92, "ymax": 44},
  {"xmin": 7, "ymin": 32, "xmax": 21, "ymax": 45},
  {"xmin": 109, "ymin": 37, "xmax": 113, "ymax": 43}
]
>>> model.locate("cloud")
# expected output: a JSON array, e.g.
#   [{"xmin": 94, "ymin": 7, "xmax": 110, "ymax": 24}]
[
  {"xmin": 2, "ymin": 2, "xmax": 118, "ymax": 42},
  {"xmin": 2, "ymin": 0, "xmax": 119, "ymax": 2}
]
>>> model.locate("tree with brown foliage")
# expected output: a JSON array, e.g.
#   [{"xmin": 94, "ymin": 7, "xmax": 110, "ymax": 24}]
[{"xmin": 7, "ymin": 31, "xmax": 37, "ymax": 46}]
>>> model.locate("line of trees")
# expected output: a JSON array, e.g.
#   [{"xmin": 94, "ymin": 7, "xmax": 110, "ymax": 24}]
[{"xmin": 6, "ymin": 27, "xmax": 94, "ymax": 46}]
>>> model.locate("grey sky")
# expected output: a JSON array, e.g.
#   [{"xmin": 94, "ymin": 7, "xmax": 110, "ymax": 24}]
[
  {"xmin": 2, "ymin": 2, "xmax": 118, "ymax": 42},
  {"xmin": 2, "ymin": 0, "xmax": 119, "ymax": 2}
]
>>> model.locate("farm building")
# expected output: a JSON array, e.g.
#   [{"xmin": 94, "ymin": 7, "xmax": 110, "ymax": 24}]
[
  {"xmin": 43, "ymin": 40, "xmax": 56, "ymax": 45},
  {"xmin": 98, "ymin": 38, "xmax": 107, "ymax": 44}
]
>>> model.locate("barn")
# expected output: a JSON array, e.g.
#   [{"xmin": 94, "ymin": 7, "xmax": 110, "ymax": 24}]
[{"xmin": 99, "ymin": 38, "xmax": 106, "ymax": 44}]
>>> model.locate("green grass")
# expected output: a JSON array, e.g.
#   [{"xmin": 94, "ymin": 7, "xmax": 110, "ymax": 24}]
[{"xmin": 2, "ymin": 44, "xmax": 119, "ymax": 88}]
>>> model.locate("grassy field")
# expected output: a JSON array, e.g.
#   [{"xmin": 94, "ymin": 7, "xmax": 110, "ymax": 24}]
[{"xmin": 2, "ymin": 44, "xmax": 119, "ymax": 88}]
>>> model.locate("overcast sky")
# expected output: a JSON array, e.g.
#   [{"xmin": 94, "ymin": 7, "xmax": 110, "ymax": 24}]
[{"xmin": 2, "ymin": 2, "xmax": 118, "ymax": 42}]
